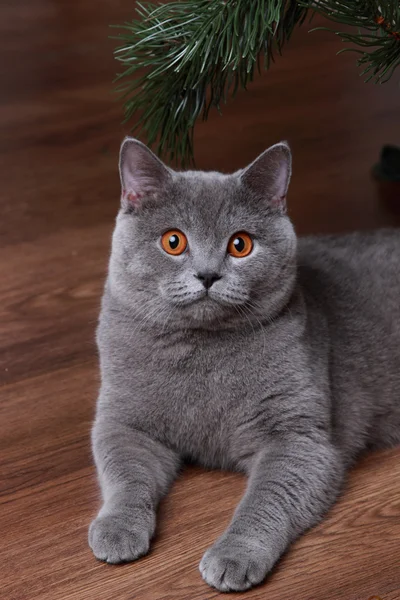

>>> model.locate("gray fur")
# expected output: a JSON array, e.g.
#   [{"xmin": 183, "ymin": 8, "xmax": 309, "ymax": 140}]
[{"xmin": 89, "ymin": 138, "xmax": 400, "ymax": 592}]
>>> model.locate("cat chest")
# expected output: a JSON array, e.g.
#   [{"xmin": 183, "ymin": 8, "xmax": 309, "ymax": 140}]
[{"xmin": 130, "ymin": 341, "xmax": 268, "ymax": 466}]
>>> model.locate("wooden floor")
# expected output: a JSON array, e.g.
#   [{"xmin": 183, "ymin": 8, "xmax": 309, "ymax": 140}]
[{"xmin": 1, "ymin": 2, "xmax": 400, "ymax": 599}]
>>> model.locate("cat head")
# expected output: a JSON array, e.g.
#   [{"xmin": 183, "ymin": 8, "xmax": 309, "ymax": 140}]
[{"xmin": 108, "ymin": 138, "xmax": 297, "ymax": 331}]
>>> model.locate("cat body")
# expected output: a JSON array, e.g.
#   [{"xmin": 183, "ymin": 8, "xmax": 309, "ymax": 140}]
[
  {"xmin": 299, "ymin": 231, "xmax": 400, "ymax": 455},
  {"xmin": 89, "ymin": 139, "xmax": 400, "ymax": 592}
]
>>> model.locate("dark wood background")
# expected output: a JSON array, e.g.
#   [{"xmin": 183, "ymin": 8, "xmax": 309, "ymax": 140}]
[{"xmin": 1, "ymin": 2, "xmax": 399, "ymax": 599}]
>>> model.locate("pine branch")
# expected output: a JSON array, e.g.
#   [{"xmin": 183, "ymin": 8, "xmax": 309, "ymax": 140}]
[
  {"xmin": 303, "ymin": 0, "xmax": 400, "ymax": 83},
  {"xmin": 113, "ymin": 0, "xmax": 308, "ymax": 165},
  {"xmin": 113, "ymin": 1, "xmax": 400, "ymax": 164}
]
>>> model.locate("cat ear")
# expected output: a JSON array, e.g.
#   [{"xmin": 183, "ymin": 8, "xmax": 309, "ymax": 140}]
[
  {"xmin": 119, "ymin": 137, "xmax": 172, "ymax": 210},
  {"xmin": 240, "ymin": 142, "xmax": 292, "ymax": 212}
]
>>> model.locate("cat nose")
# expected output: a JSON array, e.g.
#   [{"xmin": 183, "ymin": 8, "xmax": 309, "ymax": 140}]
[{"xmin": 195, "ymin": 271, "xmax": 222, "ymax": 289}]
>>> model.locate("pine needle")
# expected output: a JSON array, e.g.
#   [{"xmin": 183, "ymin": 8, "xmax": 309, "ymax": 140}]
[{"xmin": 113, "ymin": 0, "xmax": 400, "ymax": 165}]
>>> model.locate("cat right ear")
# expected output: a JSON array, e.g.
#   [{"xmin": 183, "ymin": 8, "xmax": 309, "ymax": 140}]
[
  {"xmin": 119, "ymin": 137, "xmax": 171, "ymax": 211},
  {"xmin": 240, "ymin": 142, "xmax": 292, "ymax": 213}
]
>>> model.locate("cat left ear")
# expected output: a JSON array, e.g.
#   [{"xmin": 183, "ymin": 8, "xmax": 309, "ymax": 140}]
[
  {"xmin": 240, "ymin": 142, "xmax": 292, "ymax": 212},
  {"xmin": 119, "ymin": 137, "xmax": 172, "ymax": 210}
]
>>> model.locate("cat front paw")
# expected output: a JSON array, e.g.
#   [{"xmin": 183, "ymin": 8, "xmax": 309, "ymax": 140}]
[
  {"xmin": 89, "ymin": 514, "xmax": 151, "ymax": 564},
  {"xmin": 199, "ymin": 534, "xmax": 273, "ymax": 592}
]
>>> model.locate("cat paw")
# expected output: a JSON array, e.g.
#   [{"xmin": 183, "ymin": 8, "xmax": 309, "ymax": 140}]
[
  {"xmin": 199, "ymin": 535, "xmax": 273, "ymax": 592},
  {"xmin": 89, "ymin": 514, "xmax": 150, "ymax": 564}
]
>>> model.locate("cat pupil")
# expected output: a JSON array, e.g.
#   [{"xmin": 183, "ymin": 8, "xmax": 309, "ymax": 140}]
[
  {"xmin": 234, "ymin": 237, "xmax": 245, "ymax": 252},
  {"xmin": 169, "ymin": 235, "xmax": 179, "ymax": 249}
]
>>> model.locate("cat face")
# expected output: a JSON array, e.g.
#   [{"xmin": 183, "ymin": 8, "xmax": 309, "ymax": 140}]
[{"xmin": 109, "ymin": 139, "xmax": 297, "ymax": 330}]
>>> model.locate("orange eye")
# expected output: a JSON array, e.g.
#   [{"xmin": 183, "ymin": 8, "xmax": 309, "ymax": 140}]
[
  {"xmin": 227, "ymin": 232, "xmax": 253, "ymax": 258},
  {"xmin": 161, "ymin": 230, "xmax": 188, "ymax": 256}
]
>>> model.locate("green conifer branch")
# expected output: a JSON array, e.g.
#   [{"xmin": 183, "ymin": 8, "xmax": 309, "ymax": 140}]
[
  {"xmin": 113, "ymin": 0, "xmax": 400, "ymax": 164},
  {"xmin": 306, "ymin": 0, "xmax": 400, "ymax": 82}
]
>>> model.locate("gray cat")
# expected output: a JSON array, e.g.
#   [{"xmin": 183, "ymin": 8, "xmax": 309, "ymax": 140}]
[{"xmin": 89, "ymin": 138, "xmax": 400, "ymax": 592}]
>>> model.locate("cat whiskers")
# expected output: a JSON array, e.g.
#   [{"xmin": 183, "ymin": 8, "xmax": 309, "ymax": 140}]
[
  {"xmin": 158, "ymin": 304, "xmax": 179, "ymax": 337},
  {"xmin": 233, "ymin": 303, "xmax": 258, "ymax": 342},
  {"xmin": 242, "ymin": 300, "xmax": 268, "ymax": 357},
  {"xmin": 122, "ymin": 304, "xmax": 158, "ymax": 344},
  {"xmin": 123, "ymin": 301, "xmax": 173, "ymax": 343},
  {"xmin": 163, "ymin": 281, "xmax": 205, "ymax": 306}
]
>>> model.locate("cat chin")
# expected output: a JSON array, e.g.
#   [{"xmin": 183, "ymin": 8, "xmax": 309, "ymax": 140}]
[{"xmin": 170, "ymin": 296, "xmax": 246, "ymax": 330}]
